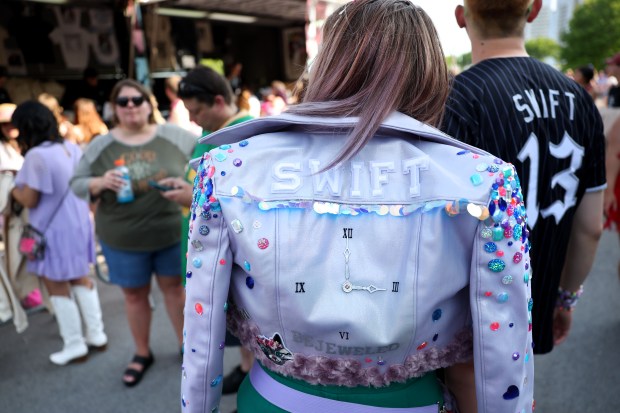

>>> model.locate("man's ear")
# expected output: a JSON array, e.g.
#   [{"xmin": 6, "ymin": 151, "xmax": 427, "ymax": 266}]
[
  {"xmin": 455, "ymin": 5, "xmax": 466, "ymax": 28},
  {"xmin": 526, "ymin": 0, "xmax": 542, "ymax": 23},
  {"xmin": 213, "ymin": 95, "xmax": 226, "ymax": 107}
]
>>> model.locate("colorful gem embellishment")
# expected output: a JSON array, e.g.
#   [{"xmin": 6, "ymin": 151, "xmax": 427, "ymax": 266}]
[
  {"xmin": 503, "ymin": 385, "xmax": 520, "ymax": 400},
  {"xmin": 417, "ymin": 342, "xmax": 428, "ymax": 351},
  {"xmin": 195, "ymin": 303, "xmax": 203, "ymax": 315},
  {"xmin": 233, "ymin": 158, "xmax": 243, "ymax": 167},
  {"xmin": 214, "ymin": 152, "xmax": 227, "ymax": 162},
  {"xmin": 492, "ymin": 227, "xmax": 504, "ymax": 241},
  {"xmin": 502, "ymin": 275, "xmax": 514, "ymax": 285},
  {"xmin": 476, "ymin": 163, "xmax": 489, "ymax": 172},
  {"xmin": 199, "ymin": 225, "xmax": 210, "ymax": 236},
  {"xmin": 244, "ymin": 261, "xmax": 251, "ymax": 271},
  {"xmin": 231, "ymin": 219, "xmax": 243, "ymax": 233},
  {"xmin": 513, "ymin": 252, "xmax": 523, "ymax": 263},
  {"xmin": 488, "ymin": 259, "xmax": 506, "ymax": 272},
  {"xmin": 257, "ymin": 238, "xmax": 269, "ymax": 249},
  {"xmin": 186, "ymin": 271, "xmax": 192, "ymax": 279},
  {"xmin": 206, "ymin": 165, "xmax": 215, "ymax": 178},
  {"xmin": 512, "ymin": 352, "xmax": 520, "ymax": 360},
  {"xmin": 246, "ymin": 276, "xmax": 255, "ymax": 289},
  {"xmin": 192, "ymin": 257, "xmax": 202, "ymax": 268},
  {"xmin": 239, "ymin": 140, "xmax": 249, "ymax": 147},
  {"xmin": 191, "ymin": 240, "xmax": 204, "ymax": 251},
  {"xmin": 490, "ymin": 322, "xmax": 500, "ymax": 331},
  {"xmin": 219, "ymin": 259, "xmax": 226, "ymax": 265},
  {"xmin": 497, "ymin": 292, "xmax": 509, "ymax": 303},
  {"xmin": 470, "ymin": 173, "xmax": 483, "ymax": 186},
  {"xmin": 432, "ymin": 309, "xmax": 442, "ymax": 322},
  {"xmin": 484, "ymin": 242, "xmax": 497, "ymax": 253},
  {"xmin": 210, "ymin": 375, "xmax": 223, "ymax": 387}
]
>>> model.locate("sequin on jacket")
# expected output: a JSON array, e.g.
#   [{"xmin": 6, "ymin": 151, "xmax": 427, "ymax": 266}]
[{"xmin": 181, "ymin": 112, "xmax": 535, "ymax": 413}]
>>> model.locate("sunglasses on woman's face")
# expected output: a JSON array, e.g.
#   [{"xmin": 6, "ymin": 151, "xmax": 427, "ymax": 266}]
[{"xmin": 115, "ymin": 96, "xmax": 146, "ymax": 107}]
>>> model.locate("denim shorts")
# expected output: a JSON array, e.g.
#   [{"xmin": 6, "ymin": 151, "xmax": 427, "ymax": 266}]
[{"xmin": 99, "ymin": 241, "xmax": 181, "ymax": 288}]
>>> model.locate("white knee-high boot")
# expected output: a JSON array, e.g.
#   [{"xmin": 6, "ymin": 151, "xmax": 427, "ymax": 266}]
[
  {"xmin": 72, "ymin": 285, "xmax": 108, "ymax": 349},
  {"xmin": 49, "ymin": 296, "xmax": 89, "ymax": 365}
]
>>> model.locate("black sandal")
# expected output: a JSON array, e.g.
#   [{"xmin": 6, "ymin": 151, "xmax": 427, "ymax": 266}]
[{"xmin": 122, "ymin": 351, "xmax": 154, "ymax": 387}]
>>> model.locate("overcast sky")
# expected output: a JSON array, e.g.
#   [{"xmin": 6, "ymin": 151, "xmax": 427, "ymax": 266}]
[{"xmin": 411, "ymin": 0, "xmax": 471, "ymax": 57}]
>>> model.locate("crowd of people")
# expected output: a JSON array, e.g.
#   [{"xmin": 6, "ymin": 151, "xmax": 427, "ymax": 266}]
[
  {"xmin": 0, "ymin": 58, "xmax": 293, "ymax": 398},
  {"xmin": 0, "ymin": 0, "xmax": 619, "ymax": 412}
]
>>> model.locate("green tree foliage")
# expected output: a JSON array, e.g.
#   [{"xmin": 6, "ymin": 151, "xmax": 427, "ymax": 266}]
[
  {"xmin": 525, "ymin": 38, "xmax": 560, "ymax": 61},
  {"xmin": 457, "ymin": 52, "xmax": 472, "ymax": 69},
  {"xmin": 560, "ymin": 0, "xmax": 620, "ymax": 70}
]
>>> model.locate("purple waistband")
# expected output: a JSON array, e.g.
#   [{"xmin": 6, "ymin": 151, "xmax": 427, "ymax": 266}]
[{"xmin": 248, "ymin": 361, "xmax": 440, "ymax": 413}]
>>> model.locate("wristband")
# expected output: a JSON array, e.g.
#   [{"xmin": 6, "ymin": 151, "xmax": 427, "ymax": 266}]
[{"xmin": 556, "ymin": 285, "xmax": 583, "ymax": 312}]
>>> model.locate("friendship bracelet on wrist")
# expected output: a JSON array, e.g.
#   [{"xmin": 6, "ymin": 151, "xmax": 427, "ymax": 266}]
[{"xmin": 556, "ymin": 285, "xmax": 584, "ymax": 312}]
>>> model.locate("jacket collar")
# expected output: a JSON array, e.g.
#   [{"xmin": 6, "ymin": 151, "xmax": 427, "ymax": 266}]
[{"xmin": 198, "ymin": 111, "xmax": 488, "ymax": 155}]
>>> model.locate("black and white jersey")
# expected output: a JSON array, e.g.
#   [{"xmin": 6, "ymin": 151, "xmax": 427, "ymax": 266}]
[{"xmin": 442, "ymin": 57, "xmax": 606, "ymax": 354}]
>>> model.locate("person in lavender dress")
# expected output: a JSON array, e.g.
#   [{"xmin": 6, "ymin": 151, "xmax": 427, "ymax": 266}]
[{"xmin": 10, "ymin": 101, "xmax": 107, "ymax": 365}]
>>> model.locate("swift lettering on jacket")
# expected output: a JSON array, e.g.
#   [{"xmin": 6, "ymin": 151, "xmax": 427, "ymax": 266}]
[{"xmin": 271, "ymin": 157, "xmax": 430, "ymax": 198}]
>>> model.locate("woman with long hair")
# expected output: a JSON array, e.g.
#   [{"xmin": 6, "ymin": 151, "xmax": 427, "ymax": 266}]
[
  {"xmin": 181, "ymin": 1, "xmax": 534, "ymax": 412},
  {"xmin": 11, "ymin": 101, "xmax": 106, "ymax": 365},
  {"xmin": 72, "ymin": 98, "xmax": 108, "ymax": 146}
]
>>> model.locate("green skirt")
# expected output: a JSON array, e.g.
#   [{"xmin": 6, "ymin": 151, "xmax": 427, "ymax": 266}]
[{"xmin": 237, "ymin": 363, "xmax": 443, "ymax": 412}]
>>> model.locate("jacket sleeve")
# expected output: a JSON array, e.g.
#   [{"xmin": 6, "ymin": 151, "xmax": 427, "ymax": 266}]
[
  {"xmin": 181, "ymin": 152, "xmax": 233, "ymax": 413},
  {"xmin": 470, "ymin": 163, "xmax": 535, "ymax": 413}
]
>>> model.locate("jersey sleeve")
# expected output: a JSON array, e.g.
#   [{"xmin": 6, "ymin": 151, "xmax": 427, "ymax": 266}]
[
  {"xmin": 582, "ymin": 98, "xmax": 606, "ymax": 192},
  {"xmin": 470, "ymin": 163, "xmax": 535, "ymax": 413},
  {"xmin": 181, "ymin": 152, "xmax": 233, "ymax": 413}
]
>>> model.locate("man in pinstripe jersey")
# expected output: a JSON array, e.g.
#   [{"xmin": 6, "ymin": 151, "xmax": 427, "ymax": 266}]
[{"xmin": 442, "ymin": 0, "xmax": 606, "ymax": 355}]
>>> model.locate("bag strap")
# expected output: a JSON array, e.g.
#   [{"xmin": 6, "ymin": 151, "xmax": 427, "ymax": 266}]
[
  {"xmin": 39, "ymin": 143, "xmax": 76, "ymax": 233},
  {"xmin": 40, "ymin": 184, "xmax": 72, "ymax": 233}
]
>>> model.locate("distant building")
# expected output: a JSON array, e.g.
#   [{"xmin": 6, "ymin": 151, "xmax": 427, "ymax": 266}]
[
  {"xmin": 524, "ymin": 0, "xmax": 584, "ymax": 66},
  {"xmin": 525, "ymin": 0, "xmax": 584, "ymax": 44}
]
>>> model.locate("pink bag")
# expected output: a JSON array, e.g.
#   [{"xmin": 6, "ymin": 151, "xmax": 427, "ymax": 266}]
[{"xmin": 18, "ymin": 224, "xmax": 46, "ymax": 261}]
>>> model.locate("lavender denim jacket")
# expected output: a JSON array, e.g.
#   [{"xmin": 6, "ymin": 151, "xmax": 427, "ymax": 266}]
[{"xmin": 181, "ymin": 112, "xmax": 535, "ymax": 413}]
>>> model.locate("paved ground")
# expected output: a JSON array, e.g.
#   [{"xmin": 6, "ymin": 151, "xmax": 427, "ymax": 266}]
[{"xmin": 1, "ymin": 231, "xmax": 619, "ymax": 413}]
